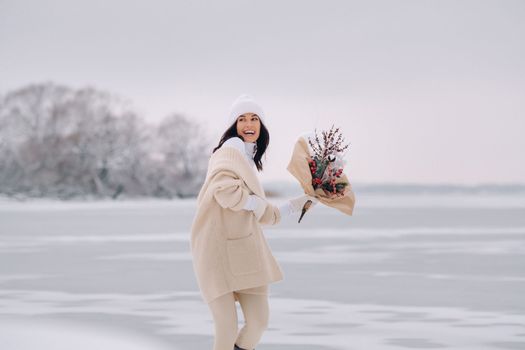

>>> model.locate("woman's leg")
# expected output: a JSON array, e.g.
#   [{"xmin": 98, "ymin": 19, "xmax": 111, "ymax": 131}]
[
  {"xmin": 234, "ymin": 293, "xmax": 270, "ymax": 350},
  {"xmin": 207, "ymin": 292, "xmax": 238, "ymax": 350}
]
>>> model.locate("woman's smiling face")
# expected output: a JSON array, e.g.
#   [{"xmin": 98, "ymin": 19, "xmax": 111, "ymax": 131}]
[{"xmin": 236, "ymin": 113, "xmax": 261, "ymax": 143}]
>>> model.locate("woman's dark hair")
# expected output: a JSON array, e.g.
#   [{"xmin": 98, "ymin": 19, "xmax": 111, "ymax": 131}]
[{"xmin": 212, "ymin": 117, "xmax": 269, "ymax": 172}]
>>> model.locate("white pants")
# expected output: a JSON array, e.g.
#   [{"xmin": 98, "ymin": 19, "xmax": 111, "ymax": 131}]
[{"xmin": 207, "ymin": 285, "xmax": 269, "ymax": 350}]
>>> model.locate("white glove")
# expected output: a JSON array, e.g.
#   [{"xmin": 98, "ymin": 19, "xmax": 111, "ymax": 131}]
[
  {"xmin": 243, "ymin": 194, "xmax": 267, "ymax": 220},
  {"xmin": 279, "ymin": 194, "xmax": 318, "ymax": 217}
]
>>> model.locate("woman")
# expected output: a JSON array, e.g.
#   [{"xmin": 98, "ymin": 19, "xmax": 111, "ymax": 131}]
[{"xmin": 190, "ymin": 94, "xmax": 318, "ymax": 350}]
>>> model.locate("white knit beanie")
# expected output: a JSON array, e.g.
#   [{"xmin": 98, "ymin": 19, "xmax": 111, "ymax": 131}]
[{"xmin": 227, "ymin": 94, "xmax": 266, "ymax": 127}]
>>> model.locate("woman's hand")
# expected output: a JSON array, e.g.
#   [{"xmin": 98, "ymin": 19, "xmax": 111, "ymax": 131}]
[
  {"xmin": 278, "ymin": 194, "xmax": 318, "ymax": 217},
  {"xmin": 245, "ymin": 194, "xmax": 319, "ymax": 221},
  {"xmin": 289, "ymin": 194, "xmax": 319, "ymax": 213}
]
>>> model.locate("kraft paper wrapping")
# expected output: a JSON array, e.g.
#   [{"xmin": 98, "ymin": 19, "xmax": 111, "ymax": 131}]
[{"xmin": 286, "ymin": 135, "xmax": 355, "ymax": 215}]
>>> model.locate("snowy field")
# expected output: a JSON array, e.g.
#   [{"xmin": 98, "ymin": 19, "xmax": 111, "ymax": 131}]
[{"xmin": 1, "ymin": 193, "xmax": 525, "ymax": 350}]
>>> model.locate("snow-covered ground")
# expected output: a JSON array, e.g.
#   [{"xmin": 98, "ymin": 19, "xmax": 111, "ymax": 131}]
[{"xmin": 1, "ymin": 193, "xmax": 525, "ymax": 349}]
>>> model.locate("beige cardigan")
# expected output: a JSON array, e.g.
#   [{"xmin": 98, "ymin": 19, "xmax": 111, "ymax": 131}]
[{"xmin": 190, "ymin": 145, "xmax": 284, "ymax": 304}]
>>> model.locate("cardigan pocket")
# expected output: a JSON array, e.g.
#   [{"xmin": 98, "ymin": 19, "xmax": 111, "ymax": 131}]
[{"xmin": 225, "ymin": 232, "xmax": 262, "ymax": 276}]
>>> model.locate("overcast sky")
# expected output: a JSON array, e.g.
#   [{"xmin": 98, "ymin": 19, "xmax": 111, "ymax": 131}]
[{"xmin": 1, "ymin": 0, "xmax": 524, "ymax": 184}]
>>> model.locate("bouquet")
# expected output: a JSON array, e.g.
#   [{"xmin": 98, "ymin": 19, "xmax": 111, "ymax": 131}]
[{"xmin": 287, "ymin": 125, "xmax": 356, "ymax": 223}]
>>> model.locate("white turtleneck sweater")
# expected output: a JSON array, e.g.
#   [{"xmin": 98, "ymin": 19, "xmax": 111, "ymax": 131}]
[
  {"xmin": 222, "ymin": 137, "xmax": 257, "ymax": 170},
  {"xmin": 222, "ymin": 137, "xmax": 295, "ymax": 217}
]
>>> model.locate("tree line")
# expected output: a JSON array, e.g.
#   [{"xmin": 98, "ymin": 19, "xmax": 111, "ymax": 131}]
[{"xmin": 0, "ymin": 82, "xmax": 211, "ymax": 199}]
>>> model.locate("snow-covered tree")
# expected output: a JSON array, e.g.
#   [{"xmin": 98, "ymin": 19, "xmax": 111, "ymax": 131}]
[
  {"xmin": 0, "ymin": 82, "xmax": 209, "ymax": 199},
  {"xmin": 154, "ymin": 113, "xmax": 211, "ymax": 198}
]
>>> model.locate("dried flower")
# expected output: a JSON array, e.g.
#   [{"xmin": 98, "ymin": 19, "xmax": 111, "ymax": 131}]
[
  {"xmin": 307, "ymin": 125, "xmax": 350, "ymax": 197},
  {"xmin": 297, "ymin": 125, "xmax": 351, "ymax": 222}
]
